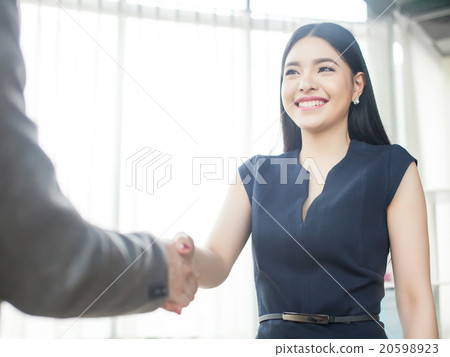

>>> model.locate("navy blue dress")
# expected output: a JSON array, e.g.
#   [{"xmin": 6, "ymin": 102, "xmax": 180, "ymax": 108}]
[{"xmin": 238, "ymin": 140, "xmax": 417, "ymax": 339}]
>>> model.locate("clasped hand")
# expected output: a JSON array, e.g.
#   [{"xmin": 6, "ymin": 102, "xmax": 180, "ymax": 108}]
[{"xmin": 161, "ymin": 232, "xmax": 199, "ymax": 314}]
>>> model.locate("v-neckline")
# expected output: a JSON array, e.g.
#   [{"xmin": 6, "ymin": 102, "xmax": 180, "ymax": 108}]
[{"xmin": 297, "ymin": 140, "xmax": 355, "ymax": 224}]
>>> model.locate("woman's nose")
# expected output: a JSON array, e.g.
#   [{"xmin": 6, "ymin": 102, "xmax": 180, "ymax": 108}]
[{"xmin": 298, "ymin": 72, "xmax": 317, "ymax": 92}]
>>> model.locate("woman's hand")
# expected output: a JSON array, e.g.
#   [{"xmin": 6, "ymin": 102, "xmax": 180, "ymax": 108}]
[{"xmin": 161, "ymin": 232, "xmax": 199, "ymax": 314}]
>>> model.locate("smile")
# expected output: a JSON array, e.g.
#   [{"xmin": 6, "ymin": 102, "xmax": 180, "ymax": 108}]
[
  {"xmin": 296, "ymin": 100, "xmax": 327, "ymax": 109},
  {"xmin": 294, "ymin": 96, "xmax": 328, "ymax": 110}
]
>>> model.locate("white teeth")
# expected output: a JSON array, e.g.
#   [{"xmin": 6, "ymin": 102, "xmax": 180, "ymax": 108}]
[{"xmin": 297, "ymin": 100, "xmax": 326, "ymax": 108}]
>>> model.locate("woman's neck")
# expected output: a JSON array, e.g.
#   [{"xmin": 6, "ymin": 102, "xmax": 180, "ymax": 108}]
[{"xmin": 299, "ymin": 129, "xmax": 351, "ymax": 169}]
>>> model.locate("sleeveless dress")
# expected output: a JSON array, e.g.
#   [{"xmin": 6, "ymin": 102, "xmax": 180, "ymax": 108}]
[{"xmin": 238, "ymin": 139, "xmax": 417, "ymax": 339}]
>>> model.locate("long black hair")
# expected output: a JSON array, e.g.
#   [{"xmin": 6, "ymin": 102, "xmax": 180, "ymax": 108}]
[{"xmin": 280, "ymin": 22, "xmax": 390, "ymax": 152}]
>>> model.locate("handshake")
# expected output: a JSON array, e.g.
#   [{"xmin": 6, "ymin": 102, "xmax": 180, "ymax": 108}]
[{"xmin": 160, "ymin": 232, "xmax": 200, "ymax": 314}]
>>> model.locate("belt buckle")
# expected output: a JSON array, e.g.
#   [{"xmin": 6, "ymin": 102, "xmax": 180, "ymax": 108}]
[{"xmin": 282, "ymin": 312, "xmax": 330, "ymax": 325}]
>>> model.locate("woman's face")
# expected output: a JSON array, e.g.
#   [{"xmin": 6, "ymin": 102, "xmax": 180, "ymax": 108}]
[{"xmin": 281, "ymin": 36, "xmax": 363, "ymax": 135}]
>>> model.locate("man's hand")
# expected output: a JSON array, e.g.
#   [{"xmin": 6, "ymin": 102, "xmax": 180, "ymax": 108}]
[{"xmin": 161, "ymin": 232, "xmax": 199, "ymax": 314}]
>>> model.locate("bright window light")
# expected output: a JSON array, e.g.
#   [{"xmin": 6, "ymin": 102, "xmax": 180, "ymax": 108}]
[
  {"xmin": 125, "ymin": 0, "xmax": 367, "ymax": 22},
  {"xmin": 125, "ymin": 0, "xmax": 247, "ymax": 12},
  {"xmin": 393, "ymin": 41, "xmax": 404, "ymax": 65},
  {"xmin": 251, "ymin": 0, "xmax": 367, "ymax": 22}
]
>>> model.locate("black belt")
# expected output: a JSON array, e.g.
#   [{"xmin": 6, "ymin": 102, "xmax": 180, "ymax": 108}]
[{"xmin": 259, "ymin": 312, "xmax": 380, "ymax": 325}]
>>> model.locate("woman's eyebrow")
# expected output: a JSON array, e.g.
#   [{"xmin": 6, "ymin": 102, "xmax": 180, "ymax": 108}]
[{"xmin": 285, "ymin": 57, "xmax": 340, "ymax": 67}]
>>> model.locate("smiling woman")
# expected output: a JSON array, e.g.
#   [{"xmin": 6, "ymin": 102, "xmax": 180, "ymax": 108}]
[
  {"xmin": 282, "ymin": 37, "xmax": 361, "ymax": 137},
  {"xmin": 190, "ymin": 22, "xmax": 439, "ymax": 339},
  {"xmin": 280, "ymin": 23, "xmax": 389, "ymax": 152}
]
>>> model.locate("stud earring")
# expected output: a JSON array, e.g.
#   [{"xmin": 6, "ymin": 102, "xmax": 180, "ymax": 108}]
[{"xmin": 353, "ymin": 97, "xmax": 360, "ymax": 105}]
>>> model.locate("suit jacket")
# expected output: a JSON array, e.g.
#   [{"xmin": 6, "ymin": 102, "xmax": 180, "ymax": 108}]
[{"xmin": 0, "ymin": 0, "xmax": 167, "ymax": 318}]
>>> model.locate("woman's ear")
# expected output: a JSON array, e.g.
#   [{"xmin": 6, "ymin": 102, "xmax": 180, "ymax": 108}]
[{"xmin": 353, "ymin": 72, "xmax": 365, "ymax": 99}]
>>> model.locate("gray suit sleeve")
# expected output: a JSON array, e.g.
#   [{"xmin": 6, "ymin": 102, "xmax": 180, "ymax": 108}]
[{"xmin": 0, "ymin": 0, "xmax": 168, "ymax": 318}]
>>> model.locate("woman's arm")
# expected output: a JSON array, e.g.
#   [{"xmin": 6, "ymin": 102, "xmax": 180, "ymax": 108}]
[
  {"xmin": 195, "ymin": 172, "xmax": 252, "ymax": 288},
  {"xmin": 163, "ymin": 173, "xmax": 251, "ymax": 313},
  {"xmin": 388, "ymin": 162, "xmax": 439, "ymax": 338}
]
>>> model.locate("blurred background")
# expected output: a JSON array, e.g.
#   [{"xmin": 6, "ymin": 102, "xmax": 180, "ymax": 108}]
[{"xmin": 0, "ymin": 0, "xmax": 449, "ymax": 338}]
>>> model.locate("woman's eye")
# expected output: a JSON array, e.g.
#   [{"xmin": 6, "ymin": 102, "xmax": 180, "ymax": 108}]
[
  {"xmin": 285, "ymin": 69, "xmax": 298, "ymax": 76},
  {"xmin": 318, "ymin": 66, "xmax": 334, "ymax": 73}
]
